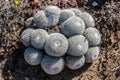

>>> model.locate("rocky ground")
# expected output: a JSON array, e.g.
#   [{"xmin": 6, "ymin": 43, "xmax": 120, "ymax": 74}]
[{"xmin": 0, "ymin": 0, "xmax": 120, "ymax": 80}]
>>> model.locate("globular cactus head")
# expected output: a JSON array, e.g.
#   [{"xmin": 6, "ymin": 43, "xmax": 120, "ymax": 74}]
[
  {"xmin": 66, "ymin": 55, "xmax": 85, "ymax": 70},
  {"xmin": 45, "ymin": 6, "xmax": 61, "ymax": 27},
  {"xmin": 31, "ymin": 29, "xmax": 49, "ymax": 49},
  {"xmin": 33, "ymin": 10, "xmax": 49, "ymax": 28},
  {"xmin": 79, "ymin": 12, "xmax": 95, "ymax": 27},
  {"xmin": 69, "ymin": 8, "xmax": 81, "ymax": 16},
  {"xmin": 41, "ymin": 55, "xmax": 65, "ymax": 75},
  {"xmin": 84, "ymin": 27, "xmax": 101, "ymax": 46},
  {"xmin": 44, "ymin": 33, "xmax": 68, "ymax": 57},
  {"xmin": 21, "ymin": 28, "xmax": 34, "ymax": 47},
  {"xmin": 60, "ymin": 16, "xmax": 85, "ymax": 37},
  {"xmin": 25, "ymin": 17, "xmax": 34, "ymax": 27},
  {"xmin": 45, "ymin": 6, "xmax": 61, "ymax": 16},
  {"xmin": 24, "ymin": 47, "xmax": 43, "ymax": 65},
  {"xmin": 85, "ymin": 46, "xmax": 100, "ymax": 63},
  {"xmin": 59, "ymin": 9, "xmax": 75, "ymax": 25},
  {"xmin": 67, "ymin": 35, "xmax": 88, "ymax": 56}
]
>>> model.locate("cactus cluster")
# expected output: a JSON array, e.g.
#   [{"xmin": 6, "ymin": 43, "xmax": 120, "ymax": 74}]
[{"xmin": 21, "ymin": 6, "xmax": 101, "ymax": 75}]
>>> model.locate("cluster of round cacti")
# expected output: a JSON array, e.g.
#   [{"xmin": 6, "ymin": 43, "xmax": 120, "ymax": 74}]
[{"xmin": 21, "ymin": 6, "xmax": 101, "ymax": 75}]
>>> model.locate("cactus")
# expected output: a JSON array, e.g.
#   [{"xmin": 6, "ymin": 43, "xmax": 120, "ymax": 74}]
[
  {"xmin": 84, "ymin": 27, "xmax": 101, "ymax": 46},
  {"xmin": 44, "ymin": 33, "xmax": 68, "ymax": 57},
  {"xmin": 59, "ymin": 9, "xmax": 75, "ymax": 25},
  {"xmin": 45, "ymin": 6, "xmax": 61, "ymax": 26},
  {"xmin": 60, "ymin": 16, "xmax": 85, "ymax": 37},
  {"xmin": 41, "ymin": 55, "xmax": 65, "ymax": 75},
  {"xmin": 25, "ymin": 17, "xmax": 34, "ymax": 27},
  {"xmin": 21, "ymin": 28, "xmax": 34, "ymax": 47},
  {"xmin": 33, "ymin": 10, "xmax": 49, "ymax": 28},
  {"xmin": 31, "ymin": 29, "xmax": 49, "ymax": 49},
  {"xmin": 67, "ymin": 35, "xmax": 88, "ymax": 56},
  {"xmin": 66, "ymin": 55, "xmax": 85, "ymax": 70},
  {"xmin": 85, "ymin": 46, "xmax": 100, "ymax": 63},
  {"xmin": 79, "ymin": 12, "xmax": 95, "ymax": 27},
  {"xmin": 21, "ymin": 6, "xmax": 101, "ymax": 74},
  {"xmin": 24, "ymin": 47, "xmax": 43, "ymax": 65},
  {"xmin": 69, "ymin": 8, "xmax": 81, "ymax": 16}
]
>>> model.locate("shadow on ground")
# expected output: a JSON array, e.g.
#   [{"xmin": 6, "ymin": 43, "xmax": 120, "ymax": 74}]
[{"xmin": 2, "ymin": 42, "xmax": 92, "ymax": 80}]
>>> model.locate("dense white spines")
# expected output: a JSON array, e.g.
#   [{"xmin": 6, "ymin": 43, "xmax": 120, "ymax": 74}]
[
  {"xmin": 66, "ymin": 55, "xmax": 85, "ymax": 70},
  {"xmin": 60, "ymin": 16, "xmax": 85, "ymax": 37},
  {"xmin": 45, "ymin": 6, "xmax": 61, "ymax": 26},
  {"xmin": 85, "ymin": 47, "xmax": 100, "ymax": 63},
  {"xmin": 21, "ymin": 28, "xmax": 34, "ymax": 47},
  {"xmin": 24, "ymin": 47, "xmax": 43, "ymax": 65},
  {"xmin": 33, "ymin": 11, "xmax": 49, "ymax": 28},
  {"xmin": 41, "ymin": 55, "xmax": 65, "ymax": 75},
  {"xmin": 44, "ymin": 33, "xmax": 68, "ymax": 57},
  {"xmin": 67, "ymin": 35, "xmax": 89, "ymax": 56},
  {"xmin": 79, "ymin": 12, "xmax": 95, "ymax": 27},
  {"xmin": 21, "ymin": 6, "xmax": 101, "ymax": 75},
  {"xmin": 31, "ymin": 29, "xmax": 49, "ymax": 49},
  {"xmin": 84, "ymin": 27, "xmax": 101, "ymax": 46},
  {"xmin": 59, "ymin": 9, "xmax": 75, "ymax": 25}
]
